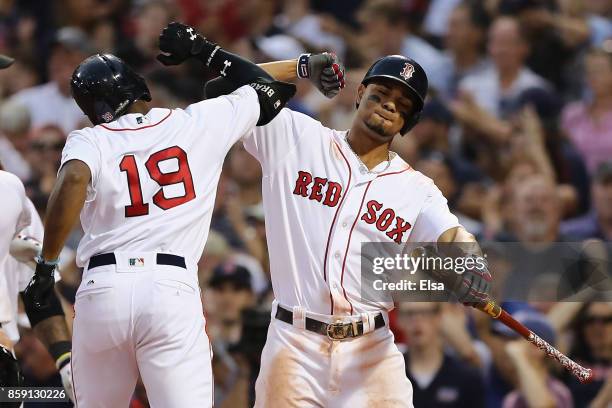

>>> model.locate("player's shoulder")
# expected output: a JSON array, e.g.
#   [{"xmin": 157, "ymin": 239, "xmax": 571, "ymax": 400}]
[
  {"xmin": 182, "ymin": 85, "xmax": 257, "ymax": 115},
  {"xmin": 66, "ymin": 125, "xmax": 99, "ymax": 141},
  {"xmin": 0, "ymin": 170, "xmax": 26, "ymax": 196},
  {"xmin": 280, "ymin": 108, "xmax": 331, "ymax": 135},
  {"xmin": 386, "ymin": 155, "xmax": 437, "ymax": 190}
]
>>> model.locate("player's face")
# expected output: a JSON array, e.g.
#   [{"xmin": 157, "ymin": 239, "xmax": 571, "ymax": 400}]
[{"xmin": 355, "ymin": 79, "xmax": 413, "ymax": 141}]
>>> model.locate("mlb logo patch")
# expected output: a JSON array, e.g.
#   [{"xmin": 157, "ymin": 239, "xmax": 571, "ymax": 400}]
[
  {"xmin": 129, "ymin": 258, "xmax": 145, "ymax": 267},
  {"xmin": 101, "ymin": 111, "xmax": 114, "ymax": 122}
]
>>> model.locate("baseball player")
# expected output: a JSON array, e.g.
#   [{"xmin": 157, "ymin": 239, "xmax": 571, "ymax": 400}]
[
  {"xmin": 20, "ymin": 22, "xmax": 299, "ymax": 407},
  {"xmin": 0, "ymin": 163, "xmax": 75, "ymax": 402},
  {"xmin": 206, "ymin": 55, "xmax": 493, "ymax": 406},
  {"xmin": 0, "ymin": 54, "xmax": 74, "ymax": 404}
]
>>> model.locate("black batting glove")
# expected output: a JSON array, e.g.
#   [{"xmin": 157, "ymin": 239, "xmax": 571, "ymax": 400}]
[
  {"xmin": 297, "ymin": 52, "xmax": 346, "ymax": 99},
  {"xmin": 454, "ymin": 256, "xmax": 492, "ymax": 306},
  {"xmin": 157, "ymin": 22, "xmax": 216, "ymax": 66},
  {"xmin": 23, "ymin": 256, "xmax": 57, "ymax": 310},
  {"xmin": 414, "ymin": 246, "xmax": 493, "ymax": 306}
]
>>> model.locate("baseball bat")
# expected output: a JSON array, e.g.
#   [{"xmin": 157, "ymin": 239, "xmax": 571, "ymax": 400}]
[{"xmin": 476, "ymin": 300, "xmax": 593, "ymax": 383}]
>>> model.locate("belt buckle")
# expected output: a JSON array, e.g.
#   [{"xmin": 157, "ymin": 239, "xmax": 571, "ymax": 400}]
[{"xmin": 326, "ymin": 322, "xmax": 351, "ymax": 340}]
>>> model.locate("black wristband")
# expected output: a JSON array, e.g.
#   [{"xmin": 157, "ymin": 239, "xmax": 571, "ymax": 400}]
[
  {"xmin": 48, "ymin": 341, "xmax": 71, "ymax": 362},
  {"xmin": 35, "ymin": 256, "xmax": 58, "ymax": 277}
]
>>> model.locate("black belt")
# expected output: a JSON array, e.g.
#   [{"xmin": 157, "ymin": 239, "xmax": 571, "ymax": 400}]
[
  {"xmin": 275, "ymin": 305, "xmax": 385, "ymax": 340},
  {"xmin": 88, "ymin": 253, "xmax": 186, "ymax": 270}
]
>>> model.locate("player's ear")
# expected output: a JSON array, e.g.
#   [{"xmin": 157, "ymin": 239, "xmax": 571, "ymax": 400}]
[{"xmin": 355, "ymin": 84, "xmax": 366, "ymax": 109}]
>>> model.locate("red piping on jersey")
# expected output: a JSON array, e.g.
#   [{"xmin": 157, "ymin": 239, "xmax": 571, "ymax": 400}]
[
  {"xmin": 323, "ymin": 139, "xmax": 352, "ymax": 315},
  {"xmin": 100, "ymin": 110, "xmax": 172, "ymax": 131},
  {"xmin": 376, "ymin": 166, "xmax": 412, "ymax": 178},
  {"xmin": 340, "ymin": 180, "xmax": 373, "ymax": 316}
]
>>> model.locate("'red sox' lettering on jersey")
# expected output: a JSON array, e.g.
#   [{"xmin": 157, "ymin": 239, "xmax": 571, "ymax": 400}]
[
  {"xmin": 361, "ymin": 200, "xmax": 412, "ymax": 243},
  {"xmin": 293, "ymin": 170, "xmax": 342, "ymax": 207},
  {"xmin": 244, "ymin": 109, "xmax": 459, "ymax": 316}
]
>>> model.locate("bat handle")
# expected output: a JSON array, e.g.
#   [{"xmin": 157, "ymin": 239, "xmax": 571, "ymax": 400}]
[
  {"xmin": 527, "ymin": 332, "xmax": 593, "ymax": 384},
  {"xmin": 476, "ymin": 300, "xmax": 594, "ymax": 384}
]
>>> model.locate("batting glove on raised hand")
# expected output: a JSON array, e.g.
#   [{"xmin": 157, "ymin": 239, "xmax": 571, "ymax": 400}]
[
  {"xmin": 23, "ymin": 256, "xmax": 57, "ymax": 310},
  {"xmin": 157, "ymin": 22, "xmax": 214, "ymax": 66},
  {"xmin": 297, "ymin": 52, "xmax": 346, "ymax": 98}
]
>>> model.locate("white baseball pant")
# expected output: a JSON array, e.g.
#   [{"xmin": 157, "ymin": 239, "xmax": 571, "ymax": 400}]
[
  {"xmin": 255, "ymin": 302, "xmax": 413, "ymax": 407},
  {"xmin": 71, "ymin": 252, "xmax": 212, "ymax": 407}
]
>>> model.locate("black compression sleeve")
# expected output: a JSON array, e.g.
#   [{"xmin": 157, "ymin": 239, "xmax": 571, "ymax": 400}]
[{"xmin": 197, "ymin": 46, "xmax": 272, "ymax": 85}]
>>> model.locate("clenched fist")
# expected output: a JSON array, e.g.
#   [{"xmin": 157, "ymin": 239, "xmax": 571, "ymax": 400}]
[
  {"xmin": 157, "ymin": 22, "xmax": 213, "ymax": 66},
  {"xmin": 297, "ymin": 52, "xmax": 346, "ymax": 99},
  {"xmin": 22, "ymin": 257, "xmax": 57, "ymax": 310}
]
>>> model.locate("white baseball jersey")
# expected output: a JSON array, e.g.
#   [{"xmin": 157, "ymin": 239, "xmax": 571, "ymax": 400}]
[
  {"xmin": 3, "ymin": 198, "xmax": 43, "ymax": 342},
  {"xmin": 0, "ymin": 170, "xmax": 31, "ymax": 324},
  {"xmin": 244, "ymin": 109, "xmax": 459, "ymax": 316},
  {"xmin": 60, "ymin": 85, "xmax": 259, "ymax": 267},
  {"xmin": 66, "ymin": 86, "xmax": 259, "ymax": 408}
]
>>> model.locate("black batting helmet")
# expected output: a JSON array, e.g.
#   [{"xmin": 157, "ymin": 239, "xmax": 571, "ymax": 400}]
[
  {"xmin": 360, "ymin": 55, "xmax": 428, "ymax": 134},
  {"xmin": 71, "ymin": 54, "xmax": 151, "ymax": 125}
]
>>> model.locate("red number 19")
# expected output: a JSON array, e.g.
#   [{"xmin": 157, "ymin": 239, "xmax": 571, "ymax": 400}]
[{"xmin": 119, "ymin": 146, "xmax": 196, "ymax": 217}]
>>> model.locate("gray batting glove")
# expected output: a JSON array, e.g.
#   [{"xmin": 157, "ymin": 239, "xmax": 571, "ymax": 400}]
[{"xmin": 297, "ymin": 52, "xmax": 345, "ymax": 98}]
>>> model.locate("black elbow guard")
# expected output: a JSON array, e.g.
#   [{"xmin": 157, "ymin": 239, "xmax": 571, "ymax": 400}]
[
  {"xmin": 248, "ymin": 78, "xmax": 296, "ymax": 125},
  {"xmin": 21, "ymin": 289, "xmax": 65, "ymax": 328},
  {"xmin": 204, "ymin": 76, "xmax": 239, "ymax": 99}
]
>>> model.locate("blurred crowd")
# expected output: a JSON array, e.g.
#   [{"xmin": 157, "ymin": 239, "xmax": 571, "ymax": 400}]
[{"xmin": 0, "ymin": 0, "xmax": 611, "ymax": 407}]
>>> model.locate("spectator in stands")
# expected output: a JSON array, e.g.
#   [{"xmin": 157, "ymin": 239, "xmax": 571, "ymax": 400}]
[
  {"xmin": 561, "ymin": 47, "xmax": 612, "ymax": 175},
  {"xmin": 207, "ymin": 262, "xmax": 256, "ymax": 347},
  {"xmin": 116, "ymin": 1, "xmax": 174, "ymax": 73},
  {"xmin": 27, "ymin": 125, "xmax": 65, "ymax": 198},
  {"xmin": 0, "ymin": 100, "xmax": 32, "ymax": 181},
  {"xmin": 400, "ymin": 302, "xmax": 485, "ymax": 408},
  {"xmin": 499, "ymin": 0, "xmax": 586, "ymax": 92},
  {"xmin": 566, "ymin": 302, "xmax": 612, "ymax": 407},
  {"xmin": 504, "ymin": 172, "xmax": 562, "ymax": 243},
  {"xmin": 500, "ymin": 309, "xmax": 573, "ymax": 408},
  {"xmin": 459, "ymin": 16, "xmax": 549, "ymax": 118},
  {"xmin": 439, "ymin": 1, "xmax": 491, "ymax": 100},
  {"xmin": 357, "ymin": 0, "xmax": 447, "ymax": 91},
  {"xmin": 562, "ymin": 161, "xmax": 612, "ymax": 240},
  {"xmin": 414, "ymin": 154, "xmax": 483, "ymax": 235},
  {"xmin": 12, "ymin": 27, "xmax": 94, "ymax": 133}
]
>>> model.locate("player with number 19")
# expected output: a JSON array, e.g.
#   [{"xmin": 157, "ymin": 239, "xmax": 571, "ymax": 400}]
[{"xmin": 22, "ymin": 22, "xmax": 296, "ymax": 408}]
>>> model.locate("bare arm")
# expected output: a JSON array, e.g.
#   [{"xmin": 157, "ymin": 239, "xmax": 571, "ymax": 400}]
[
  {"xmin": 32, "ymin": 314, "xmax": 71, "ymax": 348},
  {"xmin": 506, "ymin": 341, "xmax": 558, "ymax": 408},
  {"xmin": 41, "ymin": 160, "xmax": 90, "ymax": 260},
  {"xmin": 259, "ymin": 60, "xmax": 298, "ymax": 82}
]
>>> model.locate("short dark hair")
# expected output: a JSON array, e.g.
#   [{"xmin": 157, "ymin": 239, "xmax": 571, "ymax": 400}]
[
  {"xmin": 457, "ymin": 0, "xmax": 491, "ymax": 31},
  {"xmin": 361, "ymin": 0, "xmax": 405, "ymax": 26}
]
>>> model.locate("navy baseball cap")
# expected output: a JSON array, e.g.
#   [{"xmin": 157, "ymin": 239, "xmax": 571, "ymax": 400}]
[
  {"xmin": 0, "ymin": 54, "xmax": 14, "ymax": 69},
  {"xmin": 421, "ymin": 99, "xmax": 453, "ymax": 125},
  {"xmin": 209, "ymin": 262, "xmax": 252, "ymax": 290}
]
